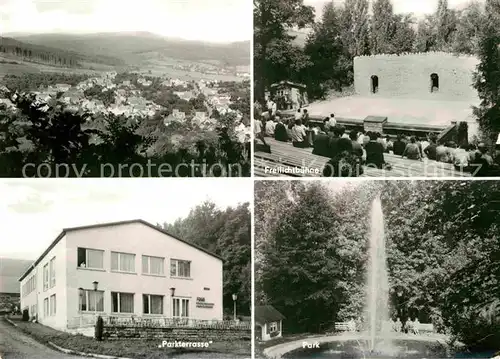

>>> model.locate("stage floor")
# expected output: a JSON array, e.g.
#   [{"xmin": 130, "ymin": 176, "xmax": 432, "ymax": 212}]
[{"xmin": 305, "ymin": 96, "xmax": 478, "ymax": 128}]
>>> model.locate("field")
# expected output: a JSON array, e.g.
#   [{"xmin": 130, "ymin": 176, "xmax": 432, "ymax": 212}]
[
  {"xmin": 0, "ymin": 55, "xmax": 107, "ymax": 78},
  {"xmin": 0, "ymin": 54, "xmax": 244, "ymax": 82}
]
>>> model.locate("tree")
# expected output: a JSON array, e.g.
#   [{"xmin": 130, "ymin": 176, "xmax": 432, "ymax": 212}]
[
  {"xmin": 434, "ymin": 0, "xmax": 459, "ymax": 51},
  {"xmin": 472, "ymin": 0, "xmax": 500, "ymax": 142},
  {"xmin": 303, "ymin": 2, "xmax": 353, "ymax": 99},
  {"xmin": 253, "ymin": 0, "xmax": 315, "ymax": 101},
  {"xmin": 452, "ymin": 1, "xmax": 485, "ymax": 55},
  {"xmin": 339, "ymin": 0, "xmax": 371, "ymax": 57},
  {"xmin": 370, "ymin": 0, "xmax": 395, "ymax": 54},
  {"xmin": 162, "ymin": 202, "xmax": 251, "ymax": 316}
]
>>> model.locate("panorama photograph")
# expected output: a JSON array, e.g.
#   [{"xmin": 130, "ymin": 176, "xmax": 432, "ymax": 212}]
[
  {"xmin": 255, "ymin": 180, "xmax": 500, "ymax": 358},
  {"xmin": 253, "ymin": 0, "xmax": 500, "ymax": 177},
  {"xmin": 0, "ymin": 0, "xmax": 251, "ymax": 177},
  {"xmin": 0, "ymin": 179, "xmax": 251, "ymax": 358}
]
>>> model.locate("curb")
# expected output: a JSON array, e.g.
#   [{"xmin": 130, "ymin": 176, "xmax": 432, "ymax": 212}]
[
  {"xmin": 47, "ymin": 342, "xmax": 133, "ymax": 359},
  {"xmin": 4, "ymin": 316, "xmax": 18, "ymax": 327}
]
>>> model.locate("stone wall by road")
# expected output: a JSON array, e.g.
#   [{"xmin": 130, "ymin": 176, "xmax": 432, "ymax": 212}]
[
  {"xmin": 103, "ymin": 325, "xmax": 251, "ymax": 341},
  {"xmin": 353, "ymin": 52, "xmax": 480, "ymax": 102}
]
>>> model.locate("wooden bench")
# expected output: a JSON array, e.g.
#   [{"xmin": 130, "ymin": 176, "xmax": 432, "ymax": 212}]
[{"xmin": 254, "ymin": 138, "xmax": 471, "ymax": 178}]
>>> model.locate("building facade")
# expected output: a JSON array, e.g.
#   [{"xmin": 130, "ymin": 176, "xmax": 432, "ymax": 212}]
[
  {"xmin": 19, "ymin": 220, "xmax": 223, "ymax": 331},
  {"xmin": 353, "ymin": 52, "xmax": 480, "ymax": 102},
  {"xmin": 255, "ymin": 305, "xmax": 285, "ymax": 342}
]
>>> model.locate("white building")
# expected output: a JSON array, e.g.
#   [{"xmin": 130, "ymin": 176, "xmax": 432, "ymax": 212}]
[
  {"xmin": 255, "ymin": 305, "xmax": 285, "ymax": 342},
  {"xmin": 19, "ymin": 219, "xmax": 223, "ymax": 331}
]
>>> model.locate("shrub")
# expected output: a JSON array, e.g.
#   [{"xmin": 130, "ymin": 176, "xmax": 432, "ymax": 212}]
[{"xmin": 95, "ymin": 316, "xmax": 103, "ymax": 341}]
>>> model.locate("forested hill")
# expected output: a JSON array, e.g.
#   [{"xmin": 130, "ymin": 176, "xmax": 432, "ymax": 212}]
[
  {"xmin": 160, "ymin": 201, "xmax": 251, "ymax": 317},
  {"xmin": 0, "ymin": 36, "xmax": 124, "ymax": 67},
  {"xmin": 9, "ymin": 33, "xmax": 250, "ymax": 67}
]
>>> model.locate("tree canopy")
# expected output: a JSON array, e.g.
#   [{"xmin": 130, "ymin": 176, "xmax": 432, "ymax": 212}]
[{"xmin": 161, "ymin": 201, "xmax": 251, "ymax": 317}]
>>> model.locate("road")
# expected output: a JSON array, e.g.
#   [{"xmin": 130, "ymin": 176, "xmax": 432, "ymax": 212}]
[{"xmin": 0, "ymin": 319, "xmax": 84, "ymax": 359}]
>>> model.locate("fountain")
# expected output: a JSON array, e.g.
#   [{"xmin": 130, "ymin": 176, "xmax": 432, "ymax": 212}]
[{"xmin": 365, "ymin": 194, "xmax": 392, "ymax": 354}]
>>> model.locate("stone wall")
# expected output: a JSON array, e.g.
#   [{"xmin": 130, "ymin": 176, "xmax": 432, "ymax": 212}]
[
  {"xmin": 353, "ymin": 52, "xmax": 480, "ymax": 102},
  {"xmin": 103, "ymin": 325, "xmax": 251, "ymax": 341}
]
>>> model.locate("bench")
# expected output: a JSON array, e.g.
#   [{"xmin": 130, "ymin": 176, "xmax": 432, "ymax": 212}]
[{"xmin": 254, "ymin": 138, "xmax": 471, "ymax": 178}]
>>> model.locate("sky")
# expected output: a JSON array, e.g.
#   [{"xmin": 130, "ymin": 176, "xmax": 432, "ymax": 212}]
[
  {"xmin": 0, "ymin": 179, "xmax": 251, "ymax": 260},
  {"xmin": 0, "ymin": 0, "xmax": 251, "ymax": 42},
  {"xmin": 305, "ymin": 0, "xmax": 483, "ymax": 18}
]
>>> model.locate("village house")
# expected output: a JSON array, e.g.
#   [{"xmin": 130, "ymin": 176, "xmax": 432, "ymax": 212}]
[
  {"xmin": 255, "ymin": 305, "xmax": 285, "ymax": 342},
  {"xmin": 19, "ymin": 219, "xmax": 223, "ymax": 332}
]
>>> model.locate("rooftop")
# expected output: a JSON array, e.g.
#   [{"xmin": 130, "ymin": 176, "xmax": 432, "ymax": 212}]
[
  {"xmin": 255, "ymin": 305, "xmax": 285, "ymax": 324},
  {"xmin": 18, "ymin": 219, "xmax": 222, "ymax": 282}
]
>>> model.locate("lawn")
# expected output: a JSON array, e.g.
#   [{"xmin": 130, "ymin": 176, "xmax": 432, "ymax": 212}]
[{"xmin": 7, "ymin": 316, "xmax": 250, "ymax": 359}]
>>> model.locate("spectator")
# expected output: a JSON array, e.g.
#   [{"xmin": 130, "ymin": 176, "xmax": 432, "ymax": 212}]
[
  {"xmin": 328, "ymin": 113, "xmax": 337, "ymax": 129},
  {"xmin": 321, "ymin": 117, "xmax": 329, "ymax": 133},
  {"xmin": 436, "ymin": 142, "xmax": 451, "ymax": 163},
  {"xmin": 265, "ymin": 117, "xmax": 276, "ymax": 137},
  {"xmin": 393, "ymin": 134, "xmax": 406, "ymax": 156},
  {"xmin": 274, "ymin": 117, "xmax": 288, "ymax": 142},
  {"xmin": 424, "ymin": 138, "xmax": 438, "ymax": 160},
  {"xmin": 313, "ymin": 125, "xmax": 332, "ymax": 157},
  {"xmin": 323, "ymin": 139, "xmax": 363, "ymax": 178},
  {"xmin": 473, "ymin": 143, "xmax": 494, "ymax": 176},
  {"xmin": 286, "ymin": 119, "xmax": 294, "ymax": 140},
  {"xmin": 294, "ymin": 108, "xmax": 302, "ymax": 121},
  {"xmin": 290, "ymin": 119, "xmax": 308, "ymax": 148},
  {"xmin": 327, "ymin": 126, "xmax": 345, "ymax": 159},
  {"xmin": 402, "ymin": 136, "xmax": 422, "ymax": 160},
  {"xmin": 302, "ymin": 109, "xmax": 310, "ymax": 127},
  {"xmin": 385, "ymin": 135, "xmax": 393, "ymax": 153},
  {"xmin": 365, "ymin": 131, "xmax": 386, "ymax": 169},
  {"xmin": 349, "ymin": 130, "xmax": 364, "ymax": 160},
  {"xmin": 377, "ymin": 133, "xmax": 387, "ymax": 152}
]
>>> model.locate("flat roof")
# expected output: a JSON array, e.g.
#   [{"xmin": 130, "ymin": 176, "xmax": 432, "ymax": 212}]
[{"xmin": 18, "ymin": 219, "xmax": 222, "ymax": 282}]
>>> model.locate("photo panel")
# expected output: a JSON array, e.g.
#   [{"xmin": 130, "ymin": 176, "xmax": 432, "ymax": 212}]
[
  {"xmin": 0, "ymin": 0, "xmax": 251, "ymax": 178},
  {"xmin": 253, "ymin": 0, "xmax": 500, "ymax": 178},
  {"xmin": 0, "ymin": 178, "xmax": 252, "ymax": 358},
  {"xmin": 254, "ymin": 179, "xmax": 500, "ymax": 358}
]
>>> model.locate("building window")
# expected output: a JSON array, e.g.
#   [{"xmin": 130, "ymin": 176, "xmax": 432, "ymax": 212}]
[
  {"xmin": 142, "ymin": 255, "xmax": 164, "ymax": 275},
  {"xmin": 49, "ymin": 257, "xmax": 56, "ymax": 288},
  {"xmin": 111, "ymin": 292, "xmax": 134, "ymax": 313},
  {"xmin": 170, "ymin": 259, "xmax": 191, "ymax": 278},
  {"xmin": 79, "ymin": 290, "xmax": 104, "ymax": 312},
  {"xmin": 143, "ymin": 294, "xmax": 164, "ymax": 314},
  {"xmin": 44, "ymin": 298, "xmax": 49, "ymax": 317},
  {"xmin": 49, "ymin": 294, "xmax": 56, "ymax": 316},
  {"xmin": 172, "ymin": 298, "xmax": 189, "ymax": 318},
  {"xmin": 371, "ymin": 75, "xmax": 379, "ymax": 93},
  {"xmin": 269, "ymin": 322, "xmax": 278, "ymax": 332},
  {"xmin": 430, "ymin": 73, "xmax": 439, "ymax": 92},
  {"xmin": 111, "ymin": 252, "xmax": 135, "ymax": 273},
  {"xmin": 43, "ymin": 264, "xmax": 49, "ymax": 291},
  {"xmin": 77, "ymin": 248, "xmax": 104, "ymax": 269}
]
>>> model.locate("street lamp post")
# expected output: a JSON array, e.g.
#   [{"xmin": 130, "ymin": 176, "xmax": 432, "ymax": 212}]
[{"xmin": 232, "ymin": 294, "xmax": 237, "ymax": 321}]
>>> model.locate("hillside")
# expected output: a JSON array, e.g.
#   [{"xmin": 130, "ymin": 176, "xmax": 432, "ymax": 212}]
[
  {"xmin": 0, "ymin": 258, "xmax": 33, "ymax": 294},
  {"xmin": 9, "ymin": 32, "xmax": 250, "ymax": 67},
  {"xmin": 0, "ymin": 36, "xmax": 125, "ymax": 67}
]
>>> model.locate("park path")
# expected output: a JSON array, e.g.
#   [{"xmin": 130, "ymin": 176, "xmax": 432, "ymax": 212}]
[
  {"xmin": 262, "ymin": 333, "xmax": 450, "ymax": 359},
  {"xmin": 0, "ymin": 318, "xmax": 85, "ymax": 359}
]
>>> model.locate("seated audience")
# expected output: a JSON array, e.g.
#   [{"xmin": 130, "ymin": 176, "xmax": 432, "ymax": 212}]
[
  {"xmin": 385, "ymin": 135, "xmax": 393, "ymax": 153},
  {"xmin": 323, "ymin": 138, "xmax": 363, "ymax": 177},
  {"xmin": 290, "ymin": 119, "xmax": 308, "ymax": 148},
  {"xmin": 392, "ymin": 134, "xmax": 406, "ymax": 156},
  {"xmin": 274, "ymin": 117, "xmax": 288, "ymax": 142},
  {"xmin": 402, "ymin": 136, "xmax": 422, "ymax": 160},
  {"xmin": 327, "ymin": 126, "xmax": 346, "ymax": 159},
  {"xmin": 313, "ymin": 126, "xmax": 332, "ymax": 157},
  {"xmin": 365, "ymin": 132, "xmax": 386, "ymax": 169},
  {"xmin": 265, "ymin": 117, "xmax": 276, "ymax": 137},
  {"xmin": 350, "ymin": 130, "xmax": 364, "ymax": 160},
  {"xmin": 424, "ymin": 139, "xmax": 438, "ymax": 160}
]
